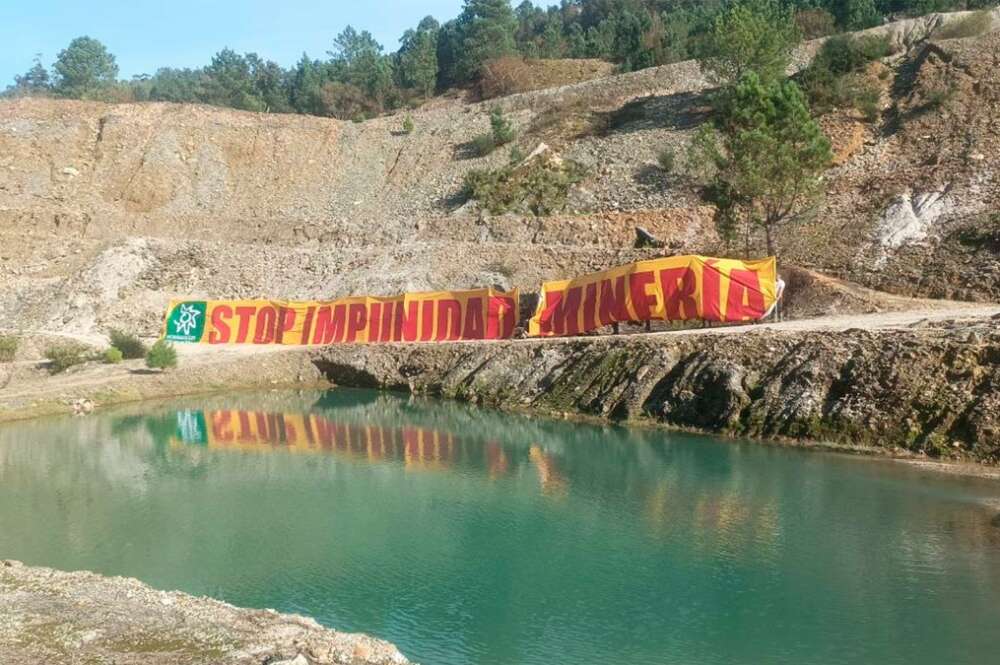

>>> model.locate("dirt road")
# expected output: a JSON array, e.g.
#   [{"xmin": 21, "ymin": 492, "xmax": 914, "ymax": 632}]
[{"xmin": 2, "ymin": 302, "xmax": 998, "ymax": 422}]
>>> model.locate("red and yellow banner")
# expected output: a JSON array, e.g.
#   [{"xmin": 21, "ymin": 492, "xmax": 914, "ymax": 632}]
[
  {"xmin": 528, "ymin": 255, "xmax": 776, "ymax": 337},
  {"xmin": 162, "ymin": 288, "xmax": 519, "ymax": 345}
]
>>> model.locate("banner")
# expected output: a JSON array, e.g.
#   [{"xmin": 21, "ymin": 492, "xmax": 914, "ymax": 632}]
[
  {"xmin": 528, "ymin": 255, "xmax": 776, "ymax": 337},
  {"xmin": 162, "ymin": 288, "xmax": 519, "ymax": 345}
]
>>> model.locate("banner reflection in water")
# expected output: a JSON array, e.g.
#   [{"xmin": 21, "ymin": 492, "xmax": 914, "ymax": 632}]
[{"xmin": 171, "ymin": 408, "xmax": 560, "ymax": 481}]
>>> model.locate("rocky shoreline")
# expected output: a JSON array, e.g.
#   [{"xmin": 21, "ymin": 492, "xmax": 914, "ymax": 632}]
[
  {"xmin": 313, "ymin": 314, "xmax": 1000, "ymax": 465},
  {"xmin": 1, "ymin": 311, "xmax": 999, "ymax": 470},
  {"xmin": 0, "ymin": 559, "xmax": 409, "ymax": 665}
]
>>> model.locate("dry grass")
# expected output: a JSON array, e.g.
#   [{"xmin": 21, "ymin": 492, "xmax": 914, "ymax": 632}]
[
  {"xmin": 936, "ymin": 10, "xmax": 994, "ymax": 41},
  {"xmin": 526, "ymin": 99, "xmax": 607, "ymax": 147},
  {"xmin": 479, "ymin": 57, "xmax": 616, "ymax": 100}
]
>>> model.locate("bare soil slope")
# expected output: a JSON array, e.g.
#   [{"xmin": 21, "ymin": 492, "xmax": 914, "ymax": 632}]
[{"xmin": 0, "ymin": 10, "xmax": 997, "ymax": 340}]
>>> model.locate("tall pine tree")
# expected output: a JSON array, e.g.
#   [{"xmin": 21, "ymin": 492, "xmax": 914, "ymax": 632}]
[
  {"xmin": 691, "ymin": 73, "xmax": 832, "ymax": 257},
  {"xmin": 52, "ymin": 36, "xmax": 118, "ymax": 98},
  {"xmin": 12, "ymin": 55, "xmax": 51, "ymax": 94},
  {"xmin": 399, "ymin": 16, "xmax": 440, "ymax": 97},
  {"xmin": 457, "ymin": 0, "xmax": 518, "ymax": 81}
]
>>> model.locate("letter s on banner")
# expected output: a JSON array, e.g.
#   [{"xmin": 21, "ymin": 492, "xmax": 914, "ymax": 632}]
[{"xmin": 161, "ymin": 288, "xmax": 520, "ymax": 346}]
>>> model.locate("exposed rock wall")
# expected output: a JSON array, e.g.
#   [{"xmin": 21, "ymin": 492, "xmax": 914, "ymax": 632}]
[{"xmin": 313, "ymin": 316, "xmax": 1000, "ymax": 463}]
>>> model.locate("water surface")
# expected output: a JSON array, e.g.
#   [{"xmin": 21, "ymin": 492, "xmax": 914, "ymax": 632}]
[{"xmin": 1, "ymin": 389, "xmax": 999, "ymax": 665}]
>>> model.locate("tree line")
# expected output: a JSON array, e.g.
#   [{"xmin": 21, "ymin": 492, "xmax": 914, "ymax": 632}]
[{"xmin": 5, "ymin": 0, "xmax": 993, "ymax": 119}]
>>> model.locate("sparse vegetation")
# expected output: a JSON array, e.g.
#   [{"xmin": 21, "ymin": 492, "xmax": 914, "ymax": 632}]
[
  {"xmin": 470, "ymin": 132, "xmax": 498, "ymax": 156},
  {"xmin": 484, "ymin": 260, "xmax": 516, "ymax": 279},
  {"xmin": 936, "ymin": 10, "xmax": 994, "ymax": 40},
  {"xmin": 469, "ymin": 107, "xmax": 517, "ymax": 157},
  {"xmin": 463, "ymin": 153, "xmax": 587, "ymax": 216},
  {"xmin": 0, "ymin": 335, "xmax": 18, "ymax": 362},
  {"xmin": 145, "ymin": 339, "xmax": 178, "ymax": 371},
  {"xmin": 103, "ymin": 347, "xmax": 124, "ymax": 364},
  {"xmin": 44, "ymin": 343, "xmax": 91, "ymax": 374},
  {"xmin": 923, "ymin": 83, "xmax": 956, "ymax": 111},
  {"xmin": 108, "ymin": 329, "xmax": 147, "ymax": 359},
  {"xmin": 794, "ymin": 8, "xmax": 837, "ymax": 38},
  {"xmin": 856, "ymin": 86, "xmax": 882, "ymax": 122},
  {"xmin": 490, "ymin": 107, "xmax": 516, "ymax": 146},
  {"xmin": 526, "ymin": 100, "xmax": 605, "ymax": 145},
  {"xmin": 479, "ymin": 57, "xmax": 539, "ymax": 99},
  {"xmin": 657, "ymin": 147, "xmax": 676, "ymax": 173},
  {"xmin": 479, "ymin": 56, "xmax": 615, "ymax": 99},
  {"xmin": 402, "ymin": 114, "xmax": 415, "ymax": 134},
  {"xmin": 818, "ymin": 34, "xmax": 892, "ymax": 75},
  {"xmin": 799, "ymin": 34, "xmax": 891, "ymax": 116}
]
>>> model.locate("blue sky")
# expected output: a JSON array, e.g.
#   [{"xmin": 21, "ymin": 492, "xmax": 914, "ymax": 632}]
[{"xmin": 0, "ymin": 0, "xmax": 516, "ymax": 86}]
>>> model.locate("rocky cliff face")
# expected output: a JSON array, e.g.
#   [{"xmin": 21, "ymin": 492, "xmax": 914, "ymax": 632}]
[{"xmin": 312, "ymin": 314, "xmax": 1000, "ymax": 464}]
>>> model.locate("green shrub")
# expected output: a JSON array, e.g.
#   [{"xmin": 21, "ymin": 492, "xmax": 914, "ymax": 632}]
[
  {"xmin": 471, "ymin": 132, "xmax": 497, "ymax": 156},
  {"xmin": 657, "ymin": 147, "xmax": 676, "ymax": 173},
  {"xmin": 490, "ymin": 107, "xmax": 515, "ymax": 146},
  {"xmin": 108, "ymin": 329, "xmax": 147, "ymax": 359},
  {"xmin": 856, "ymin": 86, "xmax": 882, "ymax": 122},
  {"xmin": 0, "ymin": 335, "xmax": 18, "ymax": 362},
  {"xmin": 816, "ymin": 35, "xmax": 891, "ymax": 76},
  {"xmin": 463, "ymin": 156, "xmax": 588, "ymax": 216},
  {"xmin": 937, "ymin": 10, "xmax": 993, "ymax": 40},
  {"xmin": 146, "ymin": 339, "xmax": 177, "ymax": 371},
  {"xmin": 800, "ymin": 35, "xmax": 891, "ymax": 115},
  {"xmin": 402, "ymin": 114, "xmax": 414, "ymax": 134},
  {"xmin": 103, "ymin": 347, "xmax": 124, "ymax": 364},
  {"xmin": 924, "ymin": 84, "xmax": 955, "ymax": 111},
  {"xmin": 45, "ymin": 343, "xmax": 90, "ymax": 374}
]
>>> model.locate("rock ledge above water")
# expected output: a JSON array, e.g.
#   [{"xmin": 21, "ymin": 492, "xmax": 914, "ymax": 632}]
[{"xmin": 0, "ymin": 559, "xmax": 410, "ymax": 665}]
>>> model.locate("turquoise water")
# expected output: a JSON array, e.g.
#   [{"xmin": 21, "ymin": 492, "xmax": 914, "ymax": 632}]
[{"xmin": 1, "ymin": 389, "xmax": 999, "ymax": 665}]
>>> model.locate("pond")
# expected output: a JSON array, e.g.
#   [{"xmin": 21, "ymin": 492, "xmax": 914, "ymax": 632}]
[{"xmin": 1, "ymin": 389, "xmax": 999, "ymax": 665}]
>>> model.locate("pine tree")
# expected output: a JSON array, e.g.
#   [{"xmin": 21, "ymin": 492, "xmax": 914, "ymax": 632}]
[
  {"xmin": 538, "ymin": 15, "xmax": 567, "ymax": 59},
  {"xmin": 703, "ymin": 0, "xmax": 800, "ymax": 86},
  {"xmin": 457, "ymin": 0, "xmax": 518, "ymax": 81},
  {"xmin": 12, "ymin": 55, "xmax": 51, "ymax": 94},
  {"xmin": 145, "ymin": 339, "xmax": 177, "ymax": 371},
  {"xmin": 691, "ymin": 73, "xmax": 832, "ymax": 257},
  {"xmin": 52, "ymin": 36, "xmax": 119, "ymax": 98},
  {"xmin": 289, "ymin": 54, "xmax": 328, "ymax": 115},
  {"xmin": 329, "ymin": 27, "xmax": 394, "ymax": 108},
  {"xmin": 834, "ymin": 0, "xmax": 881, "ymax": 31},
  {"xmin": 566, "ymin": 24, "xmax": 589, "ymax": 58},
  {"xmin": 202, "ymin": 49, "xmax": 261, "ymax": 111},
  {"xmin": 399, "ymin": 17, "xmax": 440, "ymax": 97}
]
